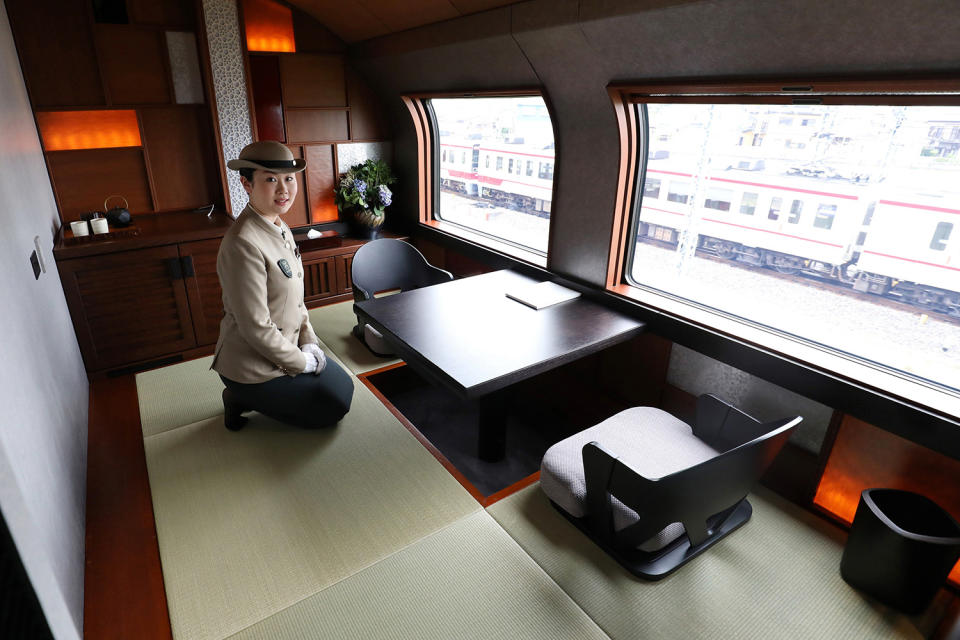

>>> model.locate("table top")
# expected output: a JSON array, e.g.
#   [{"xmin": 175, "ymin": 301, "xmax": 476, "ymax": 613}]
[{"xmin": 354, "ymin": 270, "xmax": 645, "ymax": 399}]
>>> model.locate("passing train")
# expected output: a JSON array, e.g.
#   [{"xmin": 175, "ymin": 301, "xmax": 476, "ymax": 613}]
[
  {"xmin": 634, "ymin": 166, "xmax": 959, "ymax": 318},
  {"xmin": 439, "ymin": 140, "xmax": 555, "ymax": 217}
]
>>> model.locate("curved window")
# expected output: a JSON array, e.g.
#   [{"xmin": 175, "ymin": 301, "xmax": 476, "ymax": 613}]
[
  {"xmin": 424, "ymin": 95, "xmax": 555, "ymax": 256},
  {"xmin": 613, "ymin": 83, "xmax": 960, "ymax": 401}
]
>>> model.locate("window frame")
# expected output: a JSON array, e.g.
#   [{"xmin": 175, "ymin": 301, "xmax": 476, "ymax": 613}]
[
  {"xmin": 605, "ymin": 78, "xmax": 960, "ymax": 453},
  {"xmin": 402, "ymin": 90, "xmax": 559, "ymax": 267}
]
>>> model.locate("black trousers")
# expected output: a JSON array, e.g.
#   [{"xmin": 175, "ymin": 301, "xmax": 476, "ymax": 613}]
[{"xmin": 219, "ymin": 359, "xmax": 354, "ymax": 428}]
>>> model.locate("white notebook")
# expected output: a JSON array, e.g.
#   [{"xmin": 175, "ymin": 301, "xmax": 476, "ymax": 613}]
[{"xmin": 505, "ymin": 281, "xmax": 581, "ymax": 310}]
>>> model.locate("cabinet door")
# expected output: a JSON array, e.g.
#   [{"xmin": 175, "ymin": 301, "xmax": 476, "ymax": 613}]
[
  {"xmin": 180, "ymin": 238, "xmax": 223, "ymax": 347},
  {"xmin": 303, "ymin": 256, "xmax": 338, "ymax": 304},
  {"xmin": 57, "ymin": 245, "xmax": 197, "ymax": 371},
  {"xmin": 335, "ymin": 253, "xmax": 353, "ymax": 294}
]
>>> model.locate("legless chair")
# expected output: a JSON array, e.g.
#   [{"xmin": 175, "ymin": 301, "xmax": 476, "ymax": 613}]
[
  {"xmin": 351, "ymin": 239, "xmax": 453, "ymax": 355},
  {"xmin": 540, "ymin": 394, "xmax": 801, "ymax": 579}
]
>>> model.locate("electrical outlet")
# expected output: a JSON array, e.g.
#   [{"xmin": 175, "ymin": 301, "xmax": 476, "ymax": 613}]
[{"xmin": 30, "ymin": 250, "xmax": 41, "ymax": 279}]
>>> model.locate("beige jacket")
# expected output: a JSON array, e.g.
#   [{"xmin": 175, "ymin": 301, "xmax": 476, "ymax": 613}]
[{"xmin": 212, "ymin": 205, "xmax": 320, "ymax": 383}]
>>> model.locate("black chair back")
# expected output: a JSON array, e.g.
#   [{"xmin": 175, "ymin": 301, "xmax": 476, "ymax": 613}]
[
  {"xmin": 595, "ymin": 415, "xmax": 801, "ymax": 548},
  {"xmin": 351, "ymin": 239, "xmax": 453, "ymax": 302}
]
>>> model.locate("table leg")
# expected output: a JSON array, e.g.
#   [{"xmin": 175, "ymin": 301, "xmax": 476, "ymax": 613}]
[{"xmin": 477, "ymin": 390, "xmax": 508, "ymax": 462}]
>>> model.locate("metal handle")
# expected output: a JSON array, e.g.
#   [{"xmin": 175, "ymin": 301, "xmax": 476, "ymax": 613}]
[
  {"xmin": 166, "ymin": 257, "xmax": 183, "ymax": 280},
  {"xmin": 181, "ymin": 256, "xmax": 195, "ymax": 278}
]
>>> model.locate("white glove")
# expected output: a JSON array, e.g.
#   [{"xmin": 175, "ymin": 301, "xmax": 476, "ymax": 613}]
[
  {"xmin": 301, "ymin": 352, "xmax": 319, "ymax": 374},
  {"xmin": 301, "ymin": 343, "xmax": 327, "ymax": 374}
]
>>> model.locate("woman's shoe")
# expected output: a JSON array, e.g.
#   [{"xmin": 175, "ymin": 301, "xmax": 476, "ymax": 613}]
[{"xmin": 223, "ymin": 388, "xmax": 249, "ymax": 431}]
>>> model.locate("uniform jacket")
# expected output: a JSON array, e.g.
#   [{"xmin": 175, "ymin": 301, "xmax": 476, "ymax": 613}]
[{"xmin": 212, "ymin": 205, "xmax": 320, "ymax": 383}]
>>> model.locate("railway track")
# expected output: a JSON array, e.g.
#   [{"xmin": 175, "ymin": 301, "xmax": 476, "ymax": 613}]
[{"xmin": 688, "ymin": 246, "xmax": 960, "ymax": 327}]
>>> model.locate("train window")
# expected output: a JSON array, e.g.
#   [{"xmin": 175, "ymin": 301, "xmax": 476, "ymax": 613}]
[
  {"xmin": 666, "ymin": 180, "xmax": 691, "ymax": 204},
  {"xmin": 610, "ymin": 81, "xmax": 960, "ymax": 403},
  {"xmin": 419, "ymin": 95, "xmax": 555, "ymax": 255},
  {"xmin": 814, "ymin": 204, "xmax": 837, "ymax": 230},
  {"xmin": 787, "ymin": 200, "xmax": 803, "ymax": 224},
  {"xmin": 931, "ymin": 222, "xmax": 953, "ymax": 251},
  {"xmin": 768, "ymin": 197, "xmax": 782, "ymax": 220},
  {"xmin": 704, "ymin": 187, "xmax": 733, "ymax": 211},
  {"xmin": 643, "ymin": 178, "xmax": 662, "ymax": 199},
  {"xmin": 442, "ymin": 150, "xmax": 447, "ymax": 162}
]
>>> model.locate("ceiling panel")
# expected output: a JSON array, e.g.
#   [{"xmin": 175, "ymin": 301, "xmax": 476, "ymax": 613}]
[{"xmin": 287, "ymin": 0, "xmax": 526, "ymax": 43}]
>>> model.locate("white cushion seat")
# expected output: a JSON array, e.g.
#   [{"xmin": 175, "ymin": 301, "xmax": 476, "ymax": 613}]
[{"xmin": 541, "ymin": 407, "xmax": 720, "ymax": 551}]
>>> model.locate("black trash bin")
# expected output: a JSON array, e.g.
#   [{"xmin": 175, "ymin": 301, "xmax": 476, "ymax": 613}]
[{"xmin": 840, "ymin": 488, "xmax": 960, "ymax": 614}]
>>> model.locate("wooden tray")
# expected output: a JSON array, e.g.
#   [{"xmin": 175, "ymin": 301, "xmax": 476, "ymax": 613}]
[{"xmin": 63, "ymin": 225, "xmax": 141, "ymax": 246}]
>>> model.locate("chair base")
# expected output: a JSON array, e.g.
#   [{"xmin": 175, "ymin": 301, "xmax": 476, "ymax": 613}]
[{"xmin": 550, "ymin": 498, "xmax": 753, "ymax": 580}]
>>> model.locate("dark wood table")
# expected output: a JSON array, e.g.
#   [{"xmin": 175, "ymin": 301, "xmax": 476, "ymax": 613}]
[{"xmin": 354, "ymin": 270, "xmax": 645, "ymax": 461}]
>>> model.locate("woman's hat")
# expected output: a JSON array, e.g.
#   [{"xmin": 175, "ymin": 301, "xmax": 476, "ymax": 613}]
[{"xmin": 227, "ymin": 141, "xmax": 306, "ymax": 173}]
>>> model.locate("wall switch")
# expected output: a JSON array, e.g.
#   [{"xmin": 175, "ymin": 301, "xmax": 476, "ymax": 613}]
[
  {"xmin": 33, "ymin": 236, "xmax": 46, "ymax": 273},
  {"xmin": 30, "ymin": 250, "xmax": 41, "ymax": 279}
]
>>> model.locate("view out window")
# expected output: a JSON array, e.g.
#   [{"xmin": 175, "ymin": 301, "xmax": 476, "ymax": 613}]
[
  {"xmin": 814, "ymin": 204, "xmax": 837, "ymax": 229},
  {"xmin": 626, "ymin": 94, "xmax": 960, "ymax": 396},
  {"xmin": 768, "ymin": 196, "xmax": 783, "ymax": 220},
  {"xmin": 644, "ymin": 178, "xmax": 662, "ymax": 199},
  {"xmin": 704, "ymin": 187, "xmax": 733, "ymax": 211},
  {"xmin": 430, "ymin": 96, "xmax": 555, "ymax": 254},
  {"xmin": 931, "ymin": 222, "xmax": 954, "ymax": 250}
]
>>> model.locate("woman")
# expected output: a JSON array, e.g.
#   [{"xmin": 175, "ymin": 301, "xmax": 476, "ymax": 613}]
[{"xmin": 212, "ymin": 141, "xmax": 353, "ymax": 430}]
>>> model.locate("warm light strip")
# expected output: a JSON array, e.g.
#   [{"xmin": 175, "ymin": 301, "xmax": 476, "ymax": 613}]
[
  {"xmin": 814, "ymin": 415, "xmax": 960, "ymax": 585},
  {"xmin": 37, "ymin": 110, "xmax": 141, "ymax": 151},
  {"xmin": 243, "ymin": 0, "xmax": 295, "ymax": 53}
]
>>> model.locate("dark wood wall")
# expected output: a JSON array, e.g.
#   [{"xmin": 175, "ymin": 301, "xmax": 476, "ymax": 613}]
[
  {"xmin": 241, "ymin": 0, "xmax": 391, "ymax": 228},
  {"xmin": 7, "ymin": 0, "xmax": 225, "ymax": 224},
  {"xmin": 349, "ymin": 0, "xmax": 960, "ymax": 286}
]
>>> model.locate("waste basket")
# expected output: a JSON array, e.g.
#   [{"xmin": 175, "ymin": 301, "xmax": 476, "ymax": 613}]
[{"xmin": 840, "ymin": 488, "xmax": 960, "ymax": 614}]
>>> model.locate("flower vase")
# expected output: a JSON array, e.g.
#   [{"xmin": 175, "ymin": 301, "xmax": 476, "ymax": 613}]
[{"xmin": 347, "ymin": 208, "xmax": 385, "ymax": 239}]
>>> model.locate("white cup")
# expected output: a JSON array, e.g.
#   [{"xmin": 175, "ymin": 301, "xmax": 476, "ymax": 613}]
[
  {"xmin": 70, "ymin": 220, "xmax": 90, "ymax": 237},
  {"xmin": 90, "ymin": 217, "xmax": 109, "ymax": 234}
]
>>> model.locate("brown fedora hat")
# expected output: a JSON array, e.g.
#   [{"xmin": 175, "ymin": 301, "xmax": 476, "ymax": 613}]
[{"xmin": 227, "ymin": 140, "xmax": 306, "ymax": 173}]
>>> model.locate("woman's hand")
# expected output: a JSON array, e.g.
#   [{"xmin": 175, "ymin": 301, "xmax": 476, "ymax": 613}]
[{"xmin": 300, "ymin": 343, "xmax": 327, "ymax": 374}]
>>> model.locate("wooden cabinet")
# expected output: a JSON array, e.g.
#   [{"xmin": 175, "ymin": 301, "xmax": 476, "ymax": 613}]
[
  {"xmin": 300, "ymin": 235, "xmax": 398, "ymax": 308},
  {"xmin": 54, "ymin": 211, "xmax": 401, "ymax": 374},
  {"xmin": 57, "ymin": 245, "xmax": 202, "ymax": 372}
]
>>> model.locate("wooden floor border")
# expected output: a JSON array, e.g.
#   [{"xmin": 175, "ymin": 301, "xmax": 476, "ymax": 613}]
[
  {"xmin": 84, "ymin": 375, "xmax": 172, "ymax": 639},
  {"xmin": 357, "ymin": 364, "xmax": 540, "ymax": 507}
]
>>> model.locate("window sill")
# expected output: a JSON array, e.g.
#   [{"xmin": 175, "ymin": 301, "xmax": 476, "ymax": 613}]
[
  {"xmin": 421, "ymin": 219, "xmax": 548, "ymax": 269},
  {"xmin": 609, "ymin": 283, "xmax": 960, "ymax": 422}
]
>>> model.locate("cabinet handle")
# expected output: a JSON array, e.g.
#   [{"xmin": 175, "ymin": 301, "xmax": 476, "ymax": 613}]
[
  {"xmin": 181, "ymin": 256, "xmax": 195, "ymax": 278},
  {"xmin": 166, "ymin": 257, "xmax": 183, "ymax": 280}
]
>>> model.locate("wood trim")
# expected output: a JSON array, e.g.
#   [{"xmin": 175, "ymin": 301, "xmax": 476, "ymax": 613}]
[
  {"xmin": 402, "ymin": 96, "xmax": 431, "ymax": 225},
  {"xmin": 605, "ymin": 87, "xmax": 636, "ymax": 290},
  {"xmin": 624, "ymin": 76, "xmax": 960, "ymax": 100},
  {"xmin": 138, "ymin": 112, "xmax": 161, "ymax": 213},
  {"xmin": 84, "ymin": 375, "xmax": 172, "ymax": 639},
  {"xmin": 403, "ymin": 88, "xmax": 545, "ymax": 100},
  {"xmin": 483, "ymin": 471, "xmax": 540, "ymax": 506}
]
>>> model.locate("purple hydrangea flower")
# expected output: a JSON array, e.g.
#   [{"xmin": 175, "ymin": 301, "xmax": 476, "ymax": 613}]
[
  {"xmin": 378, "ymin": 184, "xmax": 392, "ymax": 207},
  {"xmin": 353, "ymin": 179, "xmax": 367, "ymax": 195}
]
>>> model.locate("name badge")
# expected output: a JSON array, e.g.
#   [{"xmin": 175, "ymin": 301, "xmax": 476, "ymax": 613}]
[{"xmin": 277, "ymin": 258, "xmax": 293, "ymax": 278}]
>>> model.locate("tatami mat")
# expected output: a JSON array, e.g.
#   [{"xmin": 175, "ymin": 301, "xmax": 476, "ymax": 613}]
[
  {"xmin": 228, "ymin": 510, "xmax": 611, "ymax": 640},
  {"xmin": 309, "ymin": 300, "xmax": 400, "ymax": 374},
  {"xmin": 143, "ymin": 376, "xmax": 480, "ymax": 640},
  {"xmin": 487, "ymin": 484, "xmax": 921, "ymax": 640},
  {"xmin": 136, "ymin": 355, "xmax": 224, "ymax": 437}
]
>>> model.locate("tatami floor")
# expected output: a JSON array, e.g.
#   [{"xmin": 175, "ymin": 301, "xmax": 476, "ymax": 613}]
[{"xmin": 129, "ymin": 301, "xmax": 927, "ymax": 640}]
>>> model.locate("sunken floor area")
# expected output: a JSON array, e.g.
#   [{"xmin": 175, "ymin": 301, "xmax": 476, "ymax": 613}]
[{"xmin": 87, "ymin": 300, "xmax": 944, "ymax": 639}]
